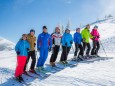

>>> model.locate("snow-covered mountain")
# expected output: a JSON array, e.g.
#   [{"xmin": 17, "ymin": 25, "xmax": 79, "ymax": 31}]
[{"xmin": 0, "ymin": 37, "xmax": 15, "ymax": 51}]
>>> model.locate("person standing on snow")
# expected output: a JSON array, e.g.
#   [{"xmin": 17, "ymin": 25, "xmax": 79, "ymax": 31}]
[
  {"xmin": 36, "ymin": 26, "xmax": 52, "ymax": 72},
  {"xmin": 24, "ymin": 29, "xmax": 36, "ymax": 74},
  {"xmin": 73, "ymin": 28, "xmax": 84, "ymax": 61},
  {"xmin": 15, "ymin": 34, "xmax": 30, "ymax": 82},
  {"xmin": 81, "ymin": 24, "xmax": 94, "ymax": 57},
  {"xmin": 91, "ymin": 25, "xmax": 100, "ymax": 57},
  {"xmin": 60, "ymin": 29, "xmax": 73, "ymax": 64},
  {"xmin": 50, "ymin": 27, "xmax": 62, "ymax": 67}
]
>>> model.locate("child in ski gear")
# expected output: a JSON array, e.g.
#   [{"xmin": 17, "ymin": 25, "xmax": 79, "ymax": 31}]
[
  {"xmin": 36, "ymin": 26, "xmax": 52, "ymax": 71},
  {"xmin": 91, "ymin": 25, "xmax": 100, "ymax": 56},
  {"xmin": 50, "ymin": 27, "xmax": 62, "ymax": 67},
  {"xmin": 24, "ymin": 29, "xmax": 36, "ymax": 74},
  {"xmin": 81, "ymin": 24, "xmax": 94, "ymax": 57},
  {"xmin": 15, "ymin": 34, "xmax": 30, "ymax": 82},
  {"xmin": 60, "ymin": 29, "xmax": 73, "ymax": 64},
  {"xmin": 73, "ymin": 28, "xmax": 84, "ymax": 61}
]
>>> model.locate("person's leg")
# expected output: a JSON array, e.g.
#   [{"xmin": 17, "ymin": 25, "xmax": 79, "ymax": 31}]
[
  {"xmin": 78, "ymin": 44, "xmax": 84, "ymax": 56},
  {"xmin": 91, "ymin": 41, "xmax": 96, "ymax": 55},
  {"xmin": 24, "ymin": 52, "xmax": 30, "ymax": 71},
  {"xmin": 41, "ymin": 48, "xmax": 48, "ymax": 66},
  {"xmin": 50, "ymin": 46, "xmax": 56, "ymax": 63},
  {"xmin": 37, "ymin": 48, "xmax": 44, "ymax": 67},
  {"xmin": 60, "ymin": 46, "xmax": 66, "ymax": 61},
  {"xmin": 20, "ymin": 56, "xmax": 27, "ymax": 76},
  {"xmin": 74, "ymin": 43, "xmax": 79, "ymax": 56},
  {"xmin": 53, "ymin": 45, "xmax": 60, "ymax": 62},
  {"xmin": 83, "ymin": 42, "xmax": 86, "ymax": 51},
  {"xmin": 15, "ymin": 56, "xmax": 22, "ymax": 77},
  {"xmin": 64, "ymin": 47, "xmax": 71, "ymax": 61},
  {"xmin": 86, "ymin": 43, "xmax": 91, "ymax": 56},
  {"xmin": 30, "ymin": 51, "xmax": 36, "ymax": 70},
  {"xmin": 96, "ymin": 41, "xmax": 100, "ymax": 55}
]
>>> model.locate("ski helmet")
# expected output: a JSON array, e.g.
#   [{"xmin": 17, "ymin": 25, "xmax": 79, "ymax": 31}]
[
  {"xmin": 43, "ymin": 26, "xmax": 47, "ymax": 29},
  {"xmin": 30, "ymin": 29, "xmax": 35, "ymax": 33},
  {"xmin": 94, "ymin": 25, "xmax": 98, "ymax": 28}
]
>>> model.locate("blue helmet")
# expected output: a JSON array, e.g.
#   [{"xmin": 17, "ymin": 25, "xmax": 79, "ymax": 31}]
[
  {"xmin": 30, "ymin": 29, "xmax": 35, "ymax": 33},
  {"xmin": 94, "ymin": 25, "xmax": 98, "ymax": 28}
]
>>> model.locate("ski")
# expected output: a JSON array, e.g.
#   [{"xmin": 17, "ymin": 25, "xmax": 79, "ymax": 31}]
[
  {"xmin": 12, "ymin": 77, "xmax": 31, "ymax": 86},
  {"xmin": 23, "ymin": 73, "xmax": 38, "ymax": 78}
]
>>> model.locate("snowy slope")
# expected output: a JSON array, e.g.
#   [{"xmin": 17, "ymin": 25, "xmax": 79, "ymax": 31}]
[
  {"xmin": 0, "ymin": 37, "xmax": 15, "ymax": 51},
  {"xmin": 0, "ymin": 17, "xmax": 115, "ymax": 86}
]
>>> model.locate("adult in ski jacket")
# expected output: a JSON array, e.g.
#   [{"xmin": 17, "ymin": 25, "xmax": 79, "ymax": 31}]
[
  {"xmin": 15, "ymin": 34, "xmax": 30, "ymax": 82},
  {"xmin": 81, "ymin": 24, "xmax": 94, "ymax": 57},
  {"xmin": 73, "ymin": 28, "xmax": 84, "ymax": 61},
  {"xmin": 91, "ymin": 25, "xmax": 100, "ymax": 56},
  {"xmin": 50, "ymin": 27, "xmax": 62, "ymax": 66},
  {"xmin": 37, "ymin": 26, "xmax": 52, "ymax": 71},
  {"xmin": 60, "ymin": 29, "xmax": 73, "ymax": 63},
  {"xmin": 24, "ymin": 29, "xmax": 36, "ymax": 74}
]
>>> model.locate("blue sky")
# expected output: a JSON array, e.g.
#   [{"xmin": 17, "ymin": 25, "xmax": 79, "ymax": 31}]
[{"xmin": 0, "ymin": 0, "xmax": 115, "ymax": 43}]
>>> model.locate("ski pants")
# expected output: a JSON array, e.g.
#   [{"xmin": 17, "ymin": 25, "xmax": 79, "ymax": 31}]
[
  {"xmin": 15, "ymin": 56, "xmax": 27, "ymax": 77},
  {"xmin": 83, "ymin": 42, "xmax": 91, "ymax": 55},
  {"xmin": 50, "ymin": 45, "xmax": 60, "ymax": 63},
  {"xmin": 24, "ymin": 50, "xmax": 36, "ymax": 70},
  {"xmin": 74, "ymin": 43, "xmax": 84, "ymax": 57},
  {"xmin": 37, "ymin": 48, "xmax": 48, "ymax": 67},
  {"xmin": 60, "ymin": 46, "xmax": 71, "ymax": 61},
  {"xmin": 91, "ymin": 40, "xmax": 100, "ymax": 55}
]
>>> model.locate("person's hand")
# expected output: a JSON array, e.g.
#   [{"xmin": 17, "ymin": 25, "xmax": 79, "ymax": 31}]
[
  {"xmin": 48, "ymin": 47, "xmax": 51, "ymax": 52},
  {"xmin": 37, "ymin": 48, "xmax": 40, "ymax": 52},
  {"xmin": 34, "ymin": 43, "xmax": 36, "ymax": 47},
  {"xmin": 82, "ymin": 38, "xmax": 86, "ymax": 42},
  {"xmin": 70, "ymin": 41, "xmax": 73, "ymax": 44},
  {"xmin": 27, "ymin": 48, "xmax": 30, "ymax": 51},
  {"xmin": 65, "ymin": 42, "xmax": 67, "ymax": 46},
  {"xmin": 16, "ymin": 51, "xmax": 20, "ymax": 55}
]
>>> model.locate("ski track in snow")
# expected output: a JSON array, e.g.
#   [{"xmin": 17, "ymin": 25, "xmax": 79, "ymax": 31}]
[{"xmin": 1, "ymin": 18, "xmax": 115, "ymax": 86}]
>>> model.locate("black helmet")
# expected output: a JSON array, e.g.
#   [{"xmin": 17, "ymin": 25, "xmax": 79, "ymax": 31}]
[{"xmin": 43, "ymin": 26, "xmax": 47, "ymax": 29}]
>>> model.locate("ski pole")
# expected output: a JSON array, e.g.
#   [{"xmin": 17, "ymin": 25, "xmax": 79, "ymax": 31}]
[{"xmin": 99, "ymin": 40, "xmax": 107, "ymax": 57}]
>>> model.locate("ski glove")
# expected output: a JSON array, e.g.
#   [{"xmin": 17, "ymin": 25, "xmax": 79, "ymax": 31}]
[
  {"xmin": 34, "ymin": 43, "xmax": 36, "ymax": 47},
  {"xmin": 48, "ymin": 47, "xmax": 51, "ymax": 52},
  {"xmin": 65, "ymin": 42, "xmax": 67, "ymax": 46},
  {"xmin": 37, "ymin": 48, "xmax": 40, "ymax": 52},
  {"xmin": 82, "ymin": 38, "xmax": 86, "ymax": 42},
  {"xmin": 16, "ymin": 51, "xmax": 20, "ymax": 55},
  {"xmin": 27, "ymin": 48, "xmax": 30, "ymax": 51},
  {"xmin": 70, "ymin": 41, "xmax": 73, "ymax": 44}
]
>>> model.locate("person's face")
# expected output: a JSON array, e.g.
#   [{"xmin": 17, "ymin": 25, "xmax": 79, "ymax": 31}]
[
  {"xmin": 66, "ymin": 30, "xmax": 70, "ymax": 33},
  {"xmin": 86, "ymin": 25, "xmax": 90, "ymax": 29},
  {"xmin": 30, "ymin": 32, "xmax": 35, "ymax": 36},
  {"xmin": 94, "ymin": 27, "xmax": 98, "ymax": 30},
  {"xmin": 43, "ymin": 28, "xmax": 47, "ymax": 33},
  {"xmin": 76, "ymin": 29, "xmax": 80, "ymax": 33},
  {"xmin": 56, "ymin": 28, "xmax": 60, "ymax": 33},
  {"xmin": 22, "ymin": 36, "xmax": 27, "ymax": 40}
]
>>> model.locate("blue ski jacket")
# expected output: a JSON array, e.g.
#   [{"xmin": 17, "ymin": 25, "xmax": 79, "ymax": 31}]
[
  {"xmin": 62, "ymin": 33, "xmax": 73, "ymax": 47},
  {"xmin": 74, "ymin": 32, "xmax": 82, "ymax": 44},
  {"xmin": 15, "ymin": 40, "xmax": 30, "ymax": 56},
  {"xmin": 37, "ymin": 32, "xmax": 52, "ymax": 49}
]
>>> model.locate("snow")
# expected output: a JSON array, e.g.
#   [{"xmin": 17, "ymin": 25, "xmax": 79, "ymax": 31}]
[{"xmin": 0, "ymin": 17, "xmax": 115, "ymax": 86}]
